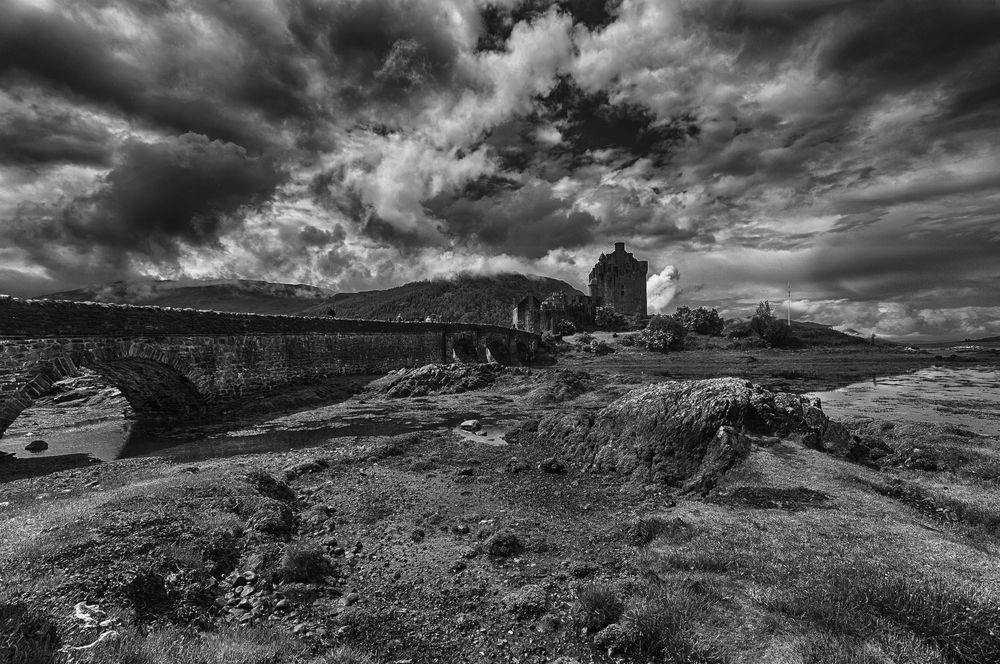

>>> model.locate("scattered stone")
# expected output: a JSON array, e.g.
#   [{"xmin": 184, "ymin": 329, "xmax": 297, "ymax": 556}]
[
  {"xmin": 24, "ymin": 440, "xmax": 48, "ymax": 452},
  {"xmin": 275, "ymin": 599, "xmax": 291, "ymax": 612},
  {"xmin": 551, "ymin": 658, "xmax": 582, "ymax": 664},
  {"xmin": 502, "ymin": 584, "xmax": 548, "ymax": 619},
  {"xmin": 505, "ymin": 457, "xmax": 530, "ymax": 474},
  {"xmin": 539, "ymin": 457, "xmax": 567, "ymax": 474},
  {"xmin": 484, "ymin": 531, "xmax": 523, "ymax": 559},
  {"xmin": 459, "ymin": 419, "xmax": 481, "ymax": 432},
  {"xmin": 410, "ymin": 528, "xmax": 426, "ymax": 542},
  {"xmin": 282, "ymin": 458, "xmax": 328, "ymax": 480},
  {"xmin": 452, "ymin": 524, "xmax": 470, "ymax": 535},
  {"xmin": 538, "ymin": 613, "xmax": 561, "ymax": 633},
  {"xmin": 569, "ymin": 562, "xmax": 598, "ymax": 578},
  {"xmin": 455, "ymin": 613, "xmax": 478, "ymax": 630},
  {"xmin": 593, "ymin": 623, "xmax": 634, "ymax": 653},
  {"xmin": 343, "ymin": 592, "xmax": 360, "ymax": 606},
  {"xmin": 455, "ymin": 466, "xmax": 476, "ymax": 476}
]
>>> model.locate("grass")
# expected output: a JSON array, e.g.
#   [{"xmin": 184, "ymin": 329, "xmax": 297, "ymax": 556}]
[
  {"xmin": 71, "ymin": 624, "xmax": 307, "ymax": 664},
  {"xmin": 768, "ymin": 562, "xmax": 1000, "ymax": 663},
  {"xmin": 572, "ymin": 582, "xmax": 624, "ymax": 632},
  {"xmin": 582, "ymin": 577, "xmax": 723, "ymax": 662},
  {"xmin": 627, "ymin": 516, "xmax": 694, "ymax": 546}
]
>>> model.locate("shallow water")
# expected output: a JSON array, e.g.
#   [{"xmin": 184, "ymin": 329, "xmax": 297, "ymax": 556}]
[
  {"xmin": 0, "ymin": 392, "xmax": 511, "ymax": 463},
  {"xmin": 806, "ymin": 365, "xmax": 1000, "ymax": 435}
]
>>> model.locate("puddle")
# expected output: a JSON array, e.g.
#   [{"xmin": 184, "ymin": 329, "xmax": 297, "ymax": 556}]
[{"xmin": 806, "ymin": 365, "xmax": 1000, "ymax": 435}]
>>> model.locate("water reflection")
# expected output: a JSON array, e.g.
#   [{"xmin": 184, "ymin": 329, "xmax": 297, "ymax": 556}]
[{"xmin": 807, "ymin": 365, "xmax": 1000, "ymax": 435}]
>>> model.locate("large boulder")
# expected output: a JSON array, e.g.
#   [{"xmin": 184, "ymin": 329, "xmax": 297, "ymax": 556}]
[{"xmin": 531, "ymin": 378, "xmax": 848, "ymax": 489}]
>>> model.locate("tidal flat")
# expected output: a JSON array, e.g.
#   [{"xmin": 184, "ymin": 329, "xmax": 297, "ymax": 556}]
[{"xmin": 2, "ymin": 341, "xmax": 1000, "ymax": 664}]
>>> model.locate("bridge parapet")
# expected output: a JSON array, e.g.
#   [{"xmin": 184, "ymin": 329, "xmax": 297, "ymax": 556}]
[{"xmin": 0, "ymin": 294, "xmax": 535, "ymax": 339}]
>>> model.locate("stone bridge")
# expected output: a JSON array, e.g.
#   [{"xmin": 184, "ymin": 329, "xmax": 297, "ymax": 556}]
[{"xmin": 0, "ymin": 295, "xmax": 539, "ymax": 436}]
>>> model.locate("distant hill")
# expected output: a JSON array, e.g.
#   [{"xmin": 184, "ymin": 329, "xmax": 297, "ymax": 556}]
[
  {"xmin": 38, "ymin": 273, "xmax": 583, "ymax": 326},
  {"xmin": 39, "ymin": 279, "xmax": 334, "ymax": 316},
  {"xmin": 299, "ymin": 273, "xmax": 583, "ymax": 325},
  {"xmin": 723, "ymin": 319, "xmax": 882, "ymax": 347}
]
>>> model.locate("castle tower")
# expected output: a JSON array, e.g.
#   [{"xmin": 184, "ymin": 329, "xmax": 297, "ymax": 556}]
[{"xmin": 588, "ymin": 242, "xmax": 648, "ymax": 315}]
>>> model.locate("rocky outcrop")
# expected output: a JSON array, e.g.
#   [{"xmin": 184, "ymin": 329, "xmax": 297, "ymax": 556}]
[
  {"xmin": 364, "ymin": 363, "xmax": 525, "ymax": 398},
  {"xmin": 529, "ymin": 378, "xmax": 855, "ymax": 491}
]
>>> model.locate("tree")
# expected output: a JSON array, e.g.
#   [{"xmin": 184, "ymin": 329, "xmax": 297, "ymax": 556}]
[
  {"xmin": 673, "ymin": 306, "xmax": 724, "ymax": 336},
  {"xmin": 750, "ymin": 301, "xmax": 790, "ymax": 347},
  {"xmin": 595, "ymin": 306, "xmax": 626, "ymax": 331}
]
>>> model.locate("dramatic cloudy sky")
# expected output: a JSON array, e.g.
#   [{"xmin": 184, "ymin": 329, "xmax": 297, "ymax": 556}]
[{"xmin": 2, "ymin": 0, "xmax": 999, "ymax": 340}]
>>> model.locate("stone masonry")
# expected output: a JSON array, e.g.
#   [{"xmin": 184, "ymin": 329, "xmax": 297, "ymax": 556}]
[
  {"xmin": 0, "ymin": 296, "xmax": 538, "ymax": 436},
  {"xmin": 588, "ymin": 242, "xmax": 648, "ymax": 316}
]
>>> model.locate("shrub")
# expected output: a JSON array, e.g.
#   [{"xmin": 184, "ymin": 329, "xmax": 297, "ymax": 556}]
[
  {"xmin": 554, "ymin": 319, "xmax": 577, "ymax": 337},
  {"xmin": 595, "ymin": 306, "xmax": 627, "ymax": 331},
  {"xmin": 645, "ymin": 316, "xmax": 686, "ymax": 351},
  {"xmin": 573, "ymin": 583, "xmax": 625, "ymax": 633},
  {"xmin": 618, "ymin": 333, "xmax": 640, "ymax": 347},
  {"xmin": 590, "ymin": 339, "xmax": 614, "ymax": 355},
  {"xmin": 749, "ymin": 301, "xmax": 791, "ymax": 347},
  {"xmin": 673, "ymin": 306, "xmax": 725, "ymax": 336},
  {"xmin": 279, "ymin": 543, "xmax": 334, "ymax": 583},
  {"xmin": 540, "ymin": 331, "xmax": 558, "ymax": 347},
  {"xmin": 575, "ymin": 332, "xmax": 595, "ymax": 345}
]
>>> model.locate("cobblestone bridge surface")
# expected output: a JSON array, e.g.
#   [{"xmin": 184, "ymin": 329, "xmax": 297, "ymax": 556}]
[{"xmin": 0, "ymin": 295, "xmax": 538, "ymax": 435}]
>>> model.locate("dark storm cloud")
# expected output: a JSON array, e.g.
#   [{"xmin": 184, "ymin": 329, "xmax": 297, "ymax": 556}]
[
  {"xmin": 538, "ymin": 77, "xmax": 700, "ymax": 168},
  {"xmin": 424, "ymin": 183, "xmax": 598, "ymax": 258},
  {"xmin": 286, "ymin": 0, "xmax": 465, "ymax": 108},
  {"xmin": 0, "ymin": 98, "xmax": 113, "ymax": 166},
  {"xmin": 0, "ymin": 3, "xmax": 273, "ymax": 152},
  {"xmin": 819, "ymin": 0, "xmax": 1000, "ymax": 91},
  {"xmin": 11, "ymin": 134, "xmax": 283, "ymax": 268}
]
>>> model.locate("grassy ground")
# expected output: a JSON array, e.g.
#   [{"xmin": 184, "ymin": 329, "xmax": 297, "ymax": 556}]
[{"xmin": 2, "ymin": 343, "xmax": 1000, "ymax": 663}]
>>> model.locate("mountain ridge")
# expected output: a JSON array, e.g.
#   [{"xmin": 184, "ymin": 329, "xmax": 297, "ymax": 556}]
[{"xmin": 37, "ymin": 274, "xmax": 583, "ymax": 326}]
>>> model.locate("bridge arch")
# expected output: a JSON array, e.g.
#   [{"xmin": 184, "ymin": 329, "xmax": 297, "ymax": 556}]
[
  {"xmin": 450, "ymin": 335, "xmax": 480, "ymax": 363},
  {"xmin": 0, "ymin": 343, "xmax": 207, "ymax": 439},
  {"xmin": 483, "ymin": 338, "xmax": 511, "ymax": 365}
]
